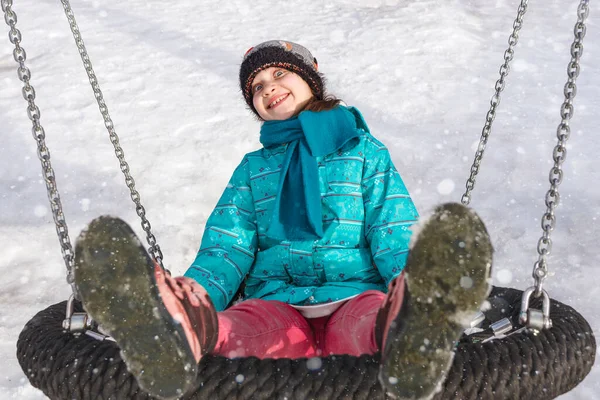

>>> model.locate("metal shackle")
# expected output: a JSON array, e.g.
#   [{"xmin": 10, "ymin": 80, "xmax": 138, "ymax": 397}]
[
  {"xmin": 519, "ymin": 286, "xmax": 552, "ymax": 331},
  {"xmin": 62, "ymin": 293, "xmax": 92, "ymax": 332}
]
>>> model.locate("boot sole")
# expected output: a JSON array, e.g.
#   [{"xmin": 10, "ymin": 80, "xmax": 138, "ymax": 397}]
[
  {"xmin": 379, "ymin": 203, "xmax": 493, "ymax": 400},
  {"xmin": 74, "ymin": 216, "xmax": 197, "ymax": 400}
]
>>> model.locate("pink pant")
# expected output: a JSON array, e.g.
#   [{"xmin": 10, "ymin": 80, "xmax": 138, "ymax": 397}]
[{"xmin": 212, "ymin": 288, "xmax": 393, "ymax": 359}]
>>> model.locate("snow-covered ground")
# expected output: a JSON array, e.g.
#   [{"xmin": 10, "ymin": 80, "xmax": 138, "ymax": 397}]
[{"xmin": 1, "ymin": 0, "xmax": 598, "ymax": 398}]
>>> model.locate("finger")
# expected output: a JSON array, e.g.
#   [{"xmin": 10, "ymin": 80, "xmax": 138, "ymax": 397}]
[
  {"xmin": 166, "ymin": 276, "xmax": 185, "ymax": 300},
  {"xmin": 184, "ymin": 284, "xmax": 200, "ymax": 307},
  {"xmin": 154, "ymin": 264, "xmax": 166, "ymax": 284}
]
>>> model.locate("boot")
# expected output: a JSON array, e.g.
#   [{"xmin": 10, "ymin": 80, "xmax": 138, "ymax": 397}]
[
  {"xmin": 377, "ymin": 203, "xmax": 493, "ymax": 400},
  {"xmin": 74, "ymin": 216, "xmax": 218, "ymax": 400}
]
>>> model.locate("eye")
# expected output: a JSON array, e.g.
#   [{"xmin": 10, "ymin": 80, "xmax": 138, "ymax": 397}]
[
  {"xmin": 274, "ymin": 70, "xmax": 287, "ymax": 78},
  {"xmin": 253, "ymin": 84, "xmax": 263, "ymax": 93}
]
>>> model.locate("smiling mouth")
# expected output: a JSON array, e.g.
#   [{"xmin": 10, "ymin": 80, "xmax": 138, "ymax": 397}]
[{"xmin": 268, "ymin": 93, "xmax": 290, "ymax": 109}]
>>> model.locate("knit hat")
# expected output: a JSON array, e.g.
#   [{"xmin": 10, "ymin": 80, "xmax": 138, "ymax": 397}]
[{"xmin": 239, "ymin": 40, "xmax": 324, "ymax": 116}]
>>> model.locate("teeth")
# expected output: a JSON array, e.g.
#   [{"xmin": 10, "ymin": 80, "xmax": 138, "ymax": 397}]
[{"xmin": 269, "ymin": 94, "xmax": 287, "ymax": 108}]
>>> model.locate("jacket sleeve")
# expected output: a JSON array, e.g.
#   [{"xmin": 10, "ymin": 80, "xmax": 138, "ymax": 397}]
[
  {"xmin": 184, "ymin": 157, "xmax": 258, "ymax": 311},
  {"xmin": 362, "ymin": 134, "xmax": 419, "ymax": 286}
]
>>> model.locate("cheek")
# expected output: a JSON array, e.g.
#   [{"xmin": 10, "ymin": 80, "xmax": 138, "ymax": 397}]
[
  {"xmin": 296, "ymin": 84, "xmax": 313, "ymax": 102},
  {"xmin": 252, "ymin": 94, "xmax": 263, "ymax": 110},
  {"xmin": 292, "ymin": 78, "xmax": 313, "ymax": 100},
  {"xmin": 302, "ymin": 85, "xmax": 313, "ymax": 99}
]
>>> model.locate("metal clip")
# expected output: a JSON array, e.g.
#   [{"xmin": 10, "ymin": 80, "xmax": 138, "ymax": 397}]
[
  {"xmin": 481, "ymin": 326, "xmax": 527, "ymax": 344},
  {"xmin": 470, "ymin": 311, "xmax": 486, "ymax": 328},
  {"xmin": 85, "ymin": 330, "xmax": 115, "ymax": 342},
  {"xmin": 519, "ymin": 287, "xmax": 552, "ymax": 331},
  {"xmin": 490, "ymin": 317, "xmax": 513, "ymax": 336},
  {"xmin": 62, "ymin": 294, "xmax": 93, "ymax": 332}
]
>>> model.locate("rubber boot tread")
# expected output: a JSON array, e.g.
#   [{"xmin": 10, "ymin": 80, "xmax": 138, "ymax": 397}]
[
  {"xmin": 74, "ymin": 217, "xmax": 197, "ymax": 400},
  {"xmin": 379, "ymin": 203, "xmax": 493, "ymax": 400}
]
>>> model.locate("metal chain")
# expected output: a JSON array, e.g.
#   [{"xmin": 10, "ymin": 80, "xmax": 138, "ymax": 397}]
[
  {"xmin": 531, "ymin": 0, "xmax": 589, "ymax": 296},
  {"xmin": 462, "ymin": 0, "xmax": 529, "ymax": 205},
  {"xmin": 2, "ymin": 0, "xmax": 79, "ymax": 296},
  {"xmin": 59, "ymin": 0, "xmax": 164, "ymax": 269}
]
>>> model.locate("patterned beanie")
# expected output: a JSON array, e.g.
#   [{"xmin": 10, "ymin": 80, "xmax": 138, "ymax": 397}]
[{"xmin": 239, "ymin": 40, "xmax": 324, "ymax": 116}]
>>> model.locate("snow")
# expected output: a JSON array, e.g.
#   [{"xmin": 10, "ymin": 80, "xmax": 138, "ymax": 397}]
[
  {"xmin": 1, "ymin": 0, "xmax": 598, "ymax": 398},
  {"xmin": 306, "ymin": 357, "xmax": 323, "ymax": 371}
]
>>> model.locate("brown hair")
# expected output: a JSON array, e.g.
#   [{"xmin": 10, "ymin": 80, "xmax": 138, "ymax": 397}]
[{"xmin": 303, "ymin": 95, "xmax": 343, "ymax": 112}]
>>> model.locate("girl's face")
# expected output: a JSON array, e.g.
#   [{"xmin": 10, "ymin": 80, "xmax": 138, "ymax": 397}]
[{"xmin": 251, "ymin": 67, "xmax": 314, "ymax": 121}]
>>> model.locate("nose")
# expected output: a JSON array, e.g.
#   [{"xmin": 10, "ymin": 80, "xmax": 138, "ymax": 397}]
[{"xmin": 262, "ymin": 82, "xmax": 277, "ymax": 96}]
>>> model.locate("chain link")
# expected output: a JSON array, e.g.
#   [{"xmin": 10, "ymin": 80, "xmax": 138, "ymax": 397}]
[
  {"xmin": 462, "ymin": 0, "xmax": 529, "ymax": 205},
  {"xmin": 59, "ymin": 0, "xmax": 164, "ymax": 269},
  {"xmin": 531, "ymin": 0, "xmax": 589, "ymax": 296},
  {"xmin": 2, "ymin": 0, "xmax": 79, "ymax": 296}
]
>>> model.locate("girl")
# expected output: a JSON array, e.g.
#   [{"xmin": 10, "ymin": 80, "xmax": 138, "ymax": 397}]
[{"xmin": 74, "ymin": 40, "xmax": 493, "ymax": 400}]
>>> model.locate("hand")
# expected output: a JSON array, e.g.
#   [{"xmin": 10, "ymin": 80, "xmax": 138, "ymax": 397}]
[
  {"xmin": 173, "ymin": 276, "xmax": 206, "ymax": 307},
  {"xmin": 154, "ymin": 266, "xmax": 205, "ymax": 307}
]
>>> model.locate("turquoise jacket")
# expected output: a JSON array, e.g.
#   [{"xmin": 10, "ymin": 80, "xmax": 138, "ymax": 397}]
[{"xmin": 184, "ymin": 110, "xmax": 419, "ymax": 311}]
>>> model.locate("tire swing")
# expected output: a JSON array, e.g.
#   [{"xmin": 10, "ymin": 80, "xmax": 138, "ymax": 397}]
[{"xmin": 6, "ymin": 0, "xmax": 595, "ymax": 399}]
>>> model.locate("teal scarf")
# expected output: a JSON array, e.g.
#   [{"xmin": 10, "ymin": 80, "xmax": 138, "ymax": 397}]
[{"xmin": 260, "ymin": 106, "xmax": 360, "ymax": 241}]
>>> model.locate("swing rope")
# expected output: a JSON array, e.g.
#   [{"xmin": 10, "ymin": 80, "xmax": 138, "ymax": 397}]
[{"xmin": 17, "ymin": 287, "xmax": 595, "ymax": 400}]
